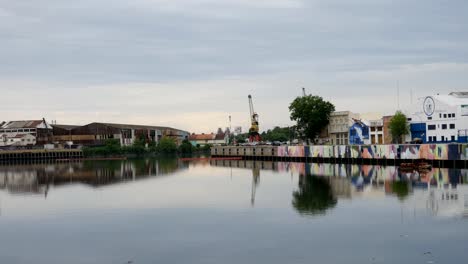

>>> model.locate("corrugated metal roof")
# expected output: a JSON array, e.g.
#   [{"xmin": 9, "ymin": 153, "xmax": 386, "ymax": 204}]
[{"xmin": 1, "ymin": 120, "xmax": 43, "ymax": 129}]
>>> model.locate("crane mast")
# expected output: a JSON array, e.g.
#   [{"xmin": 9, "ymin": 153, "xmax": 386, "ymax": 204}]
[{"xmin": 248, "ymin": 95, "xmax": 261, "ymax": 142}]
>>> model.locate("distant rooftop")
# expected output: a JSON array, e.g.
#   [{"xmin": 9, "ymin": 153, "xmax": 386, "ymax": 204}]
[{"xmin": 0, "ymin": 120, "xmax": 49, "ymax": 129}]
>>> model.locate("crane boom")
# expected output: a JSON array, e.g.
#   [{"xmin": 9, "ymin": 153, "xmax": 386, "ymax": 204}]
[{"xmin": 248, "ymin": 95, "xmax": 261, "ymax": 142}]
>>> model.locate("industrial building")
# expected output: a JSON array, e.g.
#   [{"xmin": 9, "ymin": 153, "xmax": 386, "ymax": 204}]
[
  {"xmin": 409, "ymin": 92, "xmax": 468, "ymax": 143},
  {"xmin": 0, "ymin": 120, "xmax": 52, "ymax": 147},
  {"xmin": 52, "ymin": 122, "xmax": 190, "ymax": 146}
]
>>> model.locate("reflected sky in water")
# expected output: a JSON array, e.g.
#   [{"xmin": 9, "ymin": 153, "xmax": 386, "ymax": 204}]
[{"xmin": 1, "ymin": 159, "xmax": 468, "ymax": 264}]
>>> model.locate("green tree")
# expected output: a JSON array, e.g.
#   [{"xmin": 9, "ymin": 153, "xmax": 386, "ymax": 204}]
[
  {"xmin": 178, "ymin": 139, "xmax": 193, "ymax": 154},
  {"xmin": 389, "ymin": 111, "xmax": 409, "ymax": 143},
  {"xmin": 261, "ymin": 126, "xmax": 290, "ymax": 142},
  {"xmin": 158, "ymin": 137, "xmax": 177, "ymax": 154},
  {"xmin": 289, "ymin": 95, "xmax": 335, "ymax": 143}
]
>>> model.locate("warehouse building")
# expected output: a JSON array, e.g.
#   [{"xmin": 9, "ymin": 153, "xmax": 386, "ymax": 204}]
[
  {"xmin": 52, "ymin": 122, "xmax": 189, "ymax": 146},
  {"xmin": 0, "ymin": 120, "xmax": 52, "ymax": 147}
]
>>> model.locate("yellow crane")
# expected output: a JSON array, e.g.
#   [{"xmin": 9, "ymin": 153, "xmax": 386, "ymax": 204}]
[{"xmin": 248, "ymin": 95, "xmax": 261, "ymax": 142}]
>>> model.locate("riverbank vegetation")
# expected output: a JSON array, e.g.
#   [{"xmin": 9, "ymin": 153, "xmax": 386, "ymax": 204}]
[{"xmin": 83, "ymin": 138, "xmax": 211, "ymax": 157}]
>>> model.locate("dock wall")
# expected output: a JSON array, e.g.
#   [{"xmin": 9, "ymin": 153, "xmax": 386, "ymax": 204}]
[
  {"xmin": 211, "ymin": 144, "xmax": 468, "ymax": 168},
  {"xmin": 0, "ymin": 149, "xmax": 84, "ymax": 162}
]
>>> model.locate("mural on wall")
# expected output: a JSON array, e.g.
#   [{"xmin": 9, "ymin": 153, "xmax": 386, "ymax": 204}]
[
  {"xmin": 334, "ymin": 146, "xmax": 348, "ymax": 158},
  {"xmin": 361, "ymin": 146, "xmax": 374, "ymax": 159},
  {"xmin": 386, "ymin": 145, "xmax": 398, "ymax": 159},
  {"xmin": 448, "ymin": 144, "xmax": 461, "ymax": 160},
  {"xmin": 460, "ymin": 144, "xmax": 468, "ymax": 160},
  {"xmin": 277, "ymin": 146, "xmax": 288, "ymax": 157},
  {"xmin": 419, "ymin": 144, "xmax": 448, "ymax": 160},
  {"xmin": 310, "ymin": 146, "xmax": 334, "ymax": 158},
  {"xmin": 273, "ymin": 144, "xmax": 463, "ymax": 160},
  {"xmin": 400, "ymin": 145, "xmax": 420, "ymax": 160},
  {"xmin": 350, "ymin": 146, "xmax": 361, "ymax": 158},
  {"xmin": 374, "ymin": 145, "xmax": 388, "ymax": 159},
  {"xmin": 277, "ymin": 146, "xmax": 305, "ymax": 157}
]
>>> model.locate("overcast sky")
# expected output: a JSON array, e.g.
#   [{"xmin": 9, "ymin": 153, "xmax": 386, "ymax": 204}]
[{"xmin": 1, "ymin": 0, "xmax": 467, "ymax": 132}]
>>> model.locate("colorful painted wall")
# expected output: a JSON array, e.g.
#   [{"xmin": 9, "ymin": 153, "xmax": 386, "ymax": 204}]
[{"xmin": 276, "ymin": 144, "xmax": 468, "ymax": 161}]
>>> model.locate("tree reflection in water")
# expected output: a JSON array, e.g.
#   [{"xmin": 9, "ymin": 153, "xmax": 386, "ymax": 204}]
[
  {"xmin": 391, "ymin": 181, "xmax": 410, "ymax": 201},
  {"xmin": 292, "ymin": 174, "xmax": 337, "ymax": 216}
]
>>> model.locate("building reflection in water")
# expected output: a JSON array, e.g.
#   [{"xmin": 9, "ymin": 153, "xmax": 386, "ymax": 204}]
[
  {"xmin": 211, "ymin": 160, "xmax": 468, "ymax": 218},
  {"xmin": 0, "ymin": 159, "xmax": 188, "ymax": 197}
]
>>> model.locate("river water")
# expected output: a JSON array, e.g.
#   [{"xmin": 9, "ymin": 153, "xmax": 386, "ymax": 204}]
[{"xmin": 1, "ymin": 159, "xmax": 468, "ymax": 264}]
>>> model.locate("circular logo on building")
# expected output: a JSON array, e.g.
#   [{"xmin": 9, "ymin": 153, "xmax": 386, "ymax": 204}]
[{"xmin": 423, "ymin": 96, "xmax": 435, "ymax": 116}]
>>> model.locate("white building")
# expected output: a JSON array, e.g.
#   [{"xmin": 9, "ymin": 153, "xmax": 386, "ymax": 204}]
[
  {"xmin": 328, "ymin": 111, "xmax": 360, "ymax": 145},
  {"xmin": 0, "ymin": 120, "xmax": 51, "ymax": 147},
  {"xmin": 369, "ymin": 119, "xmax": 385, "ymax": 144},
  {"xmin": 409, "ymin": 92, "xmax": 468, "ymax": 143},
  {"xmin": 0, "ymin": 133, "xmax": 36, "ymax": 147}
]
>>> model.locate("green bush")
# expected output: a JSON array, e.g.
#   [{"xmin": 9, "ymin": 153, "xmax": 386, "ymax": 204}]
[
  {"xmin": 158, "ymin": 137, "xmax": 177, "ymax": 154},
  {"xmin": 178, "ymin": 139, "xmax": 193, "ymax": 154}
]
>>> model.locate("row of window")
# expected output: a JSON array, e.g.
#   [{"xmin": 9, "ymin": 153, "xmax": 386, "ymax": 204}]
[
  {"xmin": 428, "ymin": 135, "xmax": 456, "ymax": 142},
  {"xmin": 427, "ymin": 124, "xmax": 456, "ymax": 130},
  {"xmin": 440, "ymin": 113, "xmax": 456, "ymax": 119},
  {"xmin": 0, "ymin": 129, "xmax": 37, "ymax": 133},
  {"xmin": 5, "ymin": 138, "xmax": 35, "ymax": 142}
]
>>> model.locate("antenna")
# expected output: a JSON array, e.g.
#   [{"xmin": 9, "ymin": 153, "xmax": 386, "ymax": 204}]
[
  {"xmin": 410, "ymin": 88, "xmax": 413, "ymax": 105},
  {"xmin": 397, "ymin": 81, "xmax": 400, "ymax": 110}
]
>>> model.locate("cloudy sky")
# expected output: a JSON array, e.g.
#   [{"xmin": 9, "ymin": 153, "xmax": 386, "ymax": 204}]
[{"xmin": 1, "ymin": 0, "xmax": 467, "ymax": 132}]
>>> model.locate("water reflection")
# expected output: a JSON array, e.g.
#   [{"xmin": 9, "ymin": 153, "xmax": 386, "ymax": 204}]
[
  {"xmin": 293, "ymin": 175, "xmax": 337, "ymax": 216},
  {"xmin": 0, "ymin": 159, "xmax": 188, "ymax": 196},
  {"xmin": 211, "ymin": 160, "xmax": 468, "ymax": 218}
]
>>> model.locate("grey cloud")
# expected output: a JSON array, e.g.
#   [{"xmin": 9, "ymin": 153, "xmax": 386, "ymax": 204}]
[{"xmin": 1, "ymin": 0, "xmax": 467, "ymax": 131}]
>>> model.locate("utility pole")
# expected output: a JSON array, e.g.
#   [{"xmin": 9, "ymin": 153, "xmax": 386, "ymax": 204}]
[{"xmin": 302, "ymin": 87, "xmax": 306, "ymax": 97}]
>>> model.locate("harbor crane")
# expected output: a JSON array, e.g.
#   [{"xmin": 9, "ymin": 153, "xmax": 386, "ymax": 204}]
[{"xmin": 248, "ymin": 95, "xmax": 261, "ymax": 142}]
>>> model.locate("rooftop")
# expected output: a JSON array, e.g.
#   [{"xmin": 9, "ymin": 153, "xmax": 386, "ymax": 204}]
[{"xmin": 1, "ymin": 120, "xmax": 49, "ymax": 129}]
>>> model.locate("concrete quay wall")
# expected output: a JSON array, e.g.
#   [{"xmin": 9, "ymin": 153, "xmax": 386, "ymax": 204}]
[
  {"xmin": 211, "ymin": 144, "xmax": 468, "ymax": 168},
  {"xmin": 0, "ymin": 149, "xmax": 84, "ymax": 162}
]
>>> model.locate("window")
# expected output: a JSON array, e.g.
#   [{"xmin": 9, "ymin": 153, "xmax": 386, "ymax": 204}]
[
  {"xmin": 448, "ymin": 114, "xmax": 452, "ymax": 118},
  {"xmin": 453, "ymin": 113, "xmax": 456, "ymax": 118},
  {"xmin": 428, "ymin": 125, "xmax": 436, "ymax": 130},
  {"xmin": 440, "ymin": 113, "xmax": 442, "ymax": 118},
  {"xmin": 450, "ymin": 124, "xmax": 455, "ymax": 129},
  {"xmin": 451, "ymin": 136, "xmax": 456, "ymax": 141},
  {"xmin": 441, "ymin": 136, "xmax": 445, "ymax": 141},
  {"xmin": 444, "ymin": 114, "xmax": 447, "ymax": 118},
  {"xmin": 428, "ymin": 117, "xmax": 432, "ymax": 120},
  {"xmin": 442, "ymin": 124, "xmax": 447, "ymax": 129}
]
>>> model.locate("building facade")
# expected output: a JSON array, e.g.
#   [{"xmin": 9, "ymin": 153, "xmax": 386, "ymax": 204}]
[
  {"xmin": 52, "ymin": 122, "xmax": 189, "ymax": 146},
  {"xmin": 369, "ymin": 119, "xmax": 385, "ymax": 144},
  {"xmin": 327, "ymin": 111, "xmax": 360, "ymax": 145},
  {"xmin": 409, "ymin": 92, "xmax": 468, "ymax": 143},
  {"xmin": 189, "ymin": 129, "xmax": 229, "ymax": 146},
  {"xmin": 0, "ymin": 120, "xmax": 52, "ymax": 147}
]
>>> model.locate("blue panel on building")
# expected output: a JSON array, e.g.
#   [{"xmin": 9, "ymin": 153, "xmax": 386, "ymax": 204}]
[{"xmin": 410, "ymin": 123, "xmax": 426, "ymax": 143}]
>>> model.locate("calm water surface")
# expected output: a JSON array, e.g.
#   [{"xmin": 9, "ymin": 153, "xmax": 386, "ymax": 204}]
[{"xmin": 1, "ymin": 159, "xmax": 468, "ymax": 264}]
